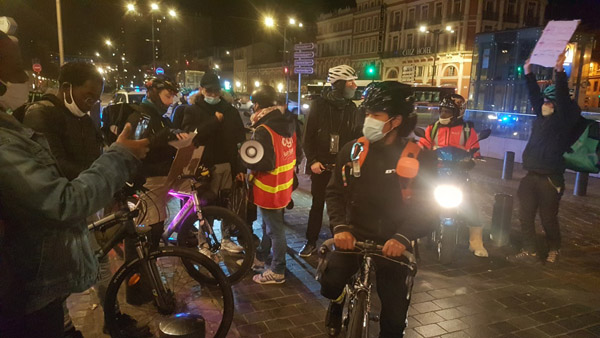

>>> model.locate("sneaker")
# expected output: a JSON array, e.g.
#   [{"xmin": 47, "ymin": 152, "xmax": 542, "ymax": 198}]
[
  {"xmin": 236, "ymin": 255, "xmax": 266, "ymax": 272},
  {"xmin": 507, "ymin": 249, "xmax": 538, "ymax": 263},
  {"xmin": 252, "ymin": 269, "xmax": 285, "ymax": 284},
  {"xmin": 325, "ymin": 301, "xmax": 343, "ymax": 336},
  {"xmin": 221, "ymin": 239, "xmax": 244, "ymax": 253},
  {"xmin": 546, "ymin": 250, "xmax": 560, "ymax": 263},
  {"xmin": 198, "ymin": 245, "xmax": 213, "ymax": 258},
  {"xmin": 299, "ymin": 242, "xmax": 317, "ymax": 257},
  {"xmin": 103, "ymin": 313, "xmax": 151, "ymax": 337}
]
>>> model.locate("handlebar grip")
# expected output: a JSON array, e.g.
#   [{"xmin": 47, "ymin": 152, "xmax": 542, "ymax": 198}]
[{"xmin": 178, "ymin": 174, "xmax": 196, "ymax": 180}]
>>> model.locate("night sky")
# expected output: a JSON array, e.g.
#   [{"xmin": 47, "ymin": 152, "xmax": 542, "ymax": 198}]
[{"xmin": 0, "ymin": 0, "xmax": 597, "ymax": 67}]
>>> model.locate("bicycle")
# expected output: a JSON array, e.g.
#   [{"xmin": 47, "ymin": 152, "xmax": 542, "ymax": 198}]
[
  {"xmin": 161, "ymin": 170, "xmax": 255, "ymax": 284},
  {"xmin": 318, "ymin": 239, "xmax": 417, "ymax": 338},
  {"xmin": 87, "ymin": 193, "xmax": 234, "ymax": 338}
]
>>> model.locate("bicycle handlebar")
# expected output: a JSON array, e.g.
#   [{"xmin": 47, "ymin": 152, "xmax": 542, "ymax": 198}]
[{"xmin": 320, "ymin": 238, "xmax": 416, "ymax": 265}]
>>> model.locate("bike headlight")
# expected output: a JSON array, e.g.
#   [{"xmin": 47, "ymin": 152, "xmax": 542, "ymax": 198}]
[{"xmin": 434, "ymin": 185, "xmax": 463, "ymax": 208}]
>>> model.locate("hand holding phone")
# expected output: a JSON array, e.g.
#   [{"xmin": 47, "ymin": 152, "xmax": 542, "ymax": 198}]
[{"xmin": 134, "ymin": 115, "xmax": 151, "ymax": 140}]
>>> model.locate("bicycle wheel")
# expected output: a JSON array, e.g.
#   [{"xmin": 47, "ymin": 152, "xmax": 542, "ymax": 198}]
[
  {"xmin": 346, "ymin": 290, "xmax": 368, "ymax": 338},
  {"xmin": 177, "ymin": 205, "xmax": 255, "ymax": 284},
  {"xmin": 104, "ymin": 246, "xmax": 234, "ymax": 338}
]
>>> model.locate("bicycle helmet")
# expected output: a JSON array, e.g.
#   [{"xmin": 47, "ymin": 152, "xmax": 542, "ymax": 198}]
[
  {"xmin": 145, "ymin": 75, "xmax": 179, "ymax": 93},
  {"xmin": 439, "ymin": 95, "xmax": 461, "ymax": 116},
  {"xmin": 250, "ymin": 85, "xmax": 278, "ymax": 108},
  {"xmin": 543, "ymin": 85, "xmax": 556, "ymax": 101},
  {"xmin": 361, "ymin": 81, "xmax": 415, "ymax": 117},
  {"xmin": 327, "ymin": 65, "xmax": 358, "ymax": 84}
]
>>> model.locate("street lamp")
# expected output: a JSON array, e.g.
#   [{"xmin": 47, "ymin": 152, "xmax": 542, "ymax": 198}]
[
  {"xmin": 126, "ymin": 3, "xmax": 135, "ymax": 12},
  {"xmin": 419, "ymin": 25, "xmax": 455, "ymax": 86},
  {"xmin": 150, "ymin": 3, "xmax": 159, "ymax": 11},
  {"xmin": 105, "ymin": 39, "xmax": 112, "ymax": 47},
  {"xmin": 168, "ymin": 9, "xmax": 177, "ymax": 18},
  {"xmin": 263, "ymin": 14, "xmax": 303, "ymax": 104}
]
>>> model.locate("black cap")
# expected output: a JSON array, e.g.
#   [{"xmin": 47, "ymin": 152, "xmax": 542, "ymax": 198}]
[
  {"xmin": 251, "ymin": 85, "xmax": 278, "ymax": 108},
  {"xmin": 201, "ymin": 72, "xmax": 221, "ymax": 90}
]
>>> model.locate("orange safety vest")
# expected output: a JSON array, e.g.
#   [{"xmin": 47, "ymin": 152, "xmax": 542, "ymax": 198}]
[{"xmin": 253, "ymin": 125, "xmax": 297, "ymax": 209}]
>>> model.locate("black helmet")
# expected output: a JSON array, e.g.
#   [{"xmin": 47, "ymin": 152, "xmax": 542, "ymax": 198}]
[
  {"xmin": 361, "ymin": 81, "xmax": 415, "ymax": 117},
  {"xmin": 439, "ymin": 95, "xmax": 460, "ymax": 116},
  {"xmin": 251, "ymin": 85, "xmax": 278, "ymax": 108},
  {"xmin": 145, "ymin": 75, "xmax": 179, "ymax": 93}
]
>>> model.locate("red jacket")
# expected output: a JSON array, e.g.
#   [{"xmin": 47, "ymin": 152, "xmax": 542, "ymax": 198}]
[{"xmin": 418, "ymin": 119, "xmax": 481, "ymax": 157}]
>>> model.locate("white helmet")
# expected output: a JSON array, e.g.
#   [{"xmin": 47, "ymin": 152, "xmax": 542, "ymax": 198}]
[{"xmin": 327, "ymin": 65, "xmax": 358, "ymax": 84}]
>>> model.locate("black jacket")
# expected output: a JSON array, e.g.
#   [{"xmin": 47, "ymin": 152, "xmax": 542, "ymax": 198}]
[
  {"xmin": 182, "ymin": 96, "xmax": 246, "ymax": 174},
  {"xmin": 522, "ymin": 71, "xmax": 582, "ymax": 175},
  {"xmin": 326, "ymin": 137, "xmax": 437, "ymax": 248},
  {"xmin": 22, "ymin": 94, "xmax": 103, "ymax": 180},
  {"xmin": 244, "ymin": 108, "xmax": 303, "ymax": 173},
  {"xmin": 126, "ymin": 100, "xmax": 176, "ymax": 178},
  {"xmin": 303, "ymin": 94, "xmax": 362, "ymax": 168}
]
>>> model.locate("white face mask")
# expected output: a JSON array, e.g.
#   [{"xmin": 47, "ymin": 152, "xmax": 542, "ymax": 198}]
[
  {"xmin": 541, "ymin": 105, "xmax": 554, "ymax": 116},
  {"xmin": 439, "ymin": 117, "xmax": 452, "ymax": 125},
  {"xmin": 63, "ymin": 84, "xmax": 87, "ymax": 117},
  {"xmin": 0, "ymin": 80, "xmax": 30, "ymax": 112},
  {"xmin": 362, "ymin": 116, "xmax": 392, "ymax": 143}
]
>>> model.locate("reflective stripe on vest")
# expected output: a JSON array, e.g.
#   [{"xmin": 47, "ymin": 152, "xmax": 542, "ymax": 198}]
[
  {"xmin": 253, "ymin": 125, "xmax": 297, "ymax": 209},
  {"xmin": 432, "ymin": 122, "xmax": 471, "ymax": 149}
]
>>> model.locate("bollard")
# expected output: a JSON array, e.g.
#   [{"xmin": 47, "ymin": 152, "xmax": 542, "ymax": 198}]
[
  {"xmin": 574, "ymin": 172, "xmax": 589, "ymax": 196},
  {"xmin": 502, "ymin": 151, "xmax": 515, "ymax": 180},
  {"xmin": 490, "ymin": 193, "xmax": 513, "ymax": 247}
]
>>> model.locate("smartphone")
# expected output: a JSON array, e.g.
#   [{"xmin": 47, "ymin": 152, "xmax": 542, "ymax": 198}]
[{"xmin": 134, "ymin": 115, "xmax": 151, "ymax": 140}]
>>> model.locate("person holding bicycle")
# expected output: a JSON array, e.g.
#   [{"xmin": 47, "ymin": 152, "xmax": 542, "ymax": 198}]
[{"xmin": 319, "ymin": 81, "xmax": 436, "ymax": 337}]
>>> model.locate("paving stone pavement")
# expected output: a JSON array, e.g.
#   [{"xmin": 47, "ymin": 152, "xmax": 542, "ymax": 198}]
[{"xmin": 67, "ymin": 158, "xmax": 600, "ymax": 338}]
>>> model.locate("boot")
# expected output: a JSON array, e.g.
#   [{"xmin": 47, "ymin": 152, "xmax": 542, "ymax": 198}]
[{"xmin": 469, "ymin": 227, "xmax": 489, "ymax": 257}]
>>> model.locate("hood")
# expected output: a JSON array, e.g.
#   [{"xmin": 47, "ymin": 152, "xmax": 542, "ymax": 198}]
[{"xmin": 254, "ymin": 107, "xmax": 295, "ymax": 138}]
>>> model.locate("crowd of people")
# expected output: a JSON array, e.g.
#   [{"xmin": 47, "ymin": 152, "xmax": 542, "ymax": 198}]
[{"xmin": 0, "ymin": 24, "xmax": 584, "ymax": 338}]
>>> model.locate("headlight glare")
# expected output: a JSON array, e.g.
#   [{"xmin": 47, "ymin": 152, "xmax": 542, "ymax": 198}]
[{"xmin": 434, "ymin": 185, "xmax": 463, "ymax": 208}]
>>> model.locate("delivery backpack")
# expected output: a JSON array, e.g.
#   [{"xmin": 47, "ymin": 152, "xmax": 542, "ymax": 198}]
[
  {"xmin": 101, "ymin": 103, "xmax": 145, "ymax": 145},
  {"xmin": 563, "ymin": 118, "xmax": 600, "ymax": 173}
]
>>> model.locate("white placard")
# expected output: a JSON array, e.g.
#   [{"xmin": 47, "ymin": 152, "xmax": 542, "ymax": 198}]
[{"xmin": 529, "ymin": 20, "xmax": 580, "ymax": 68}]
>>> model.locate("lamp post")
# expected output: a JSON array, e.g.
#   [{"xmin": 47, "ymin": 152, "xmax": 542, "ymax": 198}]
[
  {"xmin": 126, "ymin": 2, "xmax": 177, "ymax": 71},
  {"xmin": 419, "ymin": 25, "xmax": 454, "ymax": 86},
  {"xmin": 263, "ymin": 16, "xmax": 303, "ymax": 105}
]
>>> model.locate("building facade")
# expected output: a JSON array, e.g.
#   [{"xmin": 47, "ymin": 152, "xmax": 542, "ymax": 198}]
[
  {"xmin": 585, "ymin": 61, "xmax": 600, "ymax": 110},
  {"xmin": 315, "ymin": 0, "xmax": 548, "ymax": 97}
]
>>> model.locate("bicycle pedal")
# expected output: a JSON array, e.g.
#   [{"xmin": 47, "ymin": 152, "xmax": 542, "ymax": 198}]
[{"xmin": 369, "ymin": 314, "xmax": 380, "ymax": 322}]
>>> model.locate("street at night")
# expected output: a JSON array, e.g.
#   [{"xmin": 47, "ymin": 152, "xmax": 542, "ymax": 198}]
[{"xmin": 1, "ymin": 0, "xmax": 600, "ymax": 338}]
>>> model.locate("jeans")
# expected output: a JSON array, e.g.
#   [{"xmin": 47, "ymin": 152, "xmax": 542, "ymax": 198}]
[
  {"xmin": 259, "ymin": 207, "xmax": 287, "ymax": 274},
  {"xmin": 320, "ymin": 252, "xmax": 411, "ymax": 338},
  {"xmin": 1, "ymin": 298, "xmax": 64, "ymax": 338},
  {"xmin": 518, "ymin": 172, "xmax": 564, "ymax": 251},
  {"xmin": 306, "ymin": 171, "xmax": 332, "ymax": 243}
]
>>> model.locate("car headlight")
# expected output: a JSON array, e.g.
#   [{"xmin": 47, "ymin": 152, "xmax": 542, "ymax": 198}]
[
  {"xmin": 302, "ymin": 103, "xmax": 310, "ymax": 109},
  {"xmin": 434, "ymin": 185, "xmax": 463, "ymax": 208}
]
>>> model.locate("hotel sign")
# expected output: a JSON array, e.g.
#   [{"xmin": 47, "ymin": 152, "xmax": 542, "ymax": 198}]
[{"xmin": 399, "ymin": 47, "xmax": 433, "ymax": 57}]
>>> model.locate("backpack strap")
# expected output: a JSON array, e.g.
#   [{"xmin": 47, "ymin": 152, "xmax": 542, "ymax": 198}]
[
  {"xmin": 350, "ymin": 136, "xmax": 369, "ymax": 178},
  {"xmin": 431, "ymin": 121, "xmax": 440, "ymax": 147}
]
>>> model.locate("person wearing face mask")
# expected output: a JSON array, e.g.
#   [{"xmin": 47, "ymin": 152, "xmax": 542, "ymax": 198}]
[
  {"xmin": 320, "ymin": 81, "xmax": 436, "ymax": 337},
  {"xmin": 510, "ymin": 50, "xmax": 582, "ymax": 264},
  {"xmin": 22, "ymin": 62, "xmax": 104, "ymax": 181},
  {"xmin": 300, "ymin": 65, "xmax": 364, "ymax": 257},
  {"xmin": 0, "ymin": 29, "xmax": 150, "ymax": 338},
  {"xmin": 418, "ymin": 94, "xmax": 488, "ymax": 257},
  {"xmin": 182, "ymin": 72, "xmax": 246, "ymax": 196}
]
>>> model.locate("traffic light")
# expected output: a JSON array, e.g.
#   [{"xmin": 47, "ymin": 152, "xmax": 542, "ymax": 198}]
[
  {"xmin": 367, "ymin": 65, "xmax": 376, "ymax": 75},
  {"xmin": 516, "ymin": 65, "xmax": 523, "ymax": 75},
  {"xmin": 284, "ymin": 67, "xmax": 289, "ymax": 74}
]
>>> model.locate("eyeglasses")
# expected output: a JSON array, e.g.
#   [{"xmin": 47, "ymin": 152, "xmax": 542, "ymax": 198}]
[{"xmin": 84, "ymin": 97, "xmax": 101, "ymax": 107}]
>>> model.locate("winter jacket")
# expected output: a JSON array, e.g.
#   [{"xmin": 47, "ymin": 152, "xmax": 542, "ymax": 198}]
[
  {"xmin": 326, "ymin": 136, "xmax": 437, "ymax": 248},
  {"xmin": 126, "ymin": 99, "xmax": 177, "ymax": 178},
  {"xmin": 182, "ymin": 95, "xmax": 246, "ymax": 175},
  {"xmin": 303, "ymin": 94, "xmax": 363, "ymax": 168},
  {"xmin": 419, "ymin": 118, "xmax": 481, "ymax": 157},
  {"xmin": 21, "ymin": 94, "xmax": 103, "ymax": 180},
  {"xmin": 522, "ymin": 71, "xmax": 582, "ymax": 175},
  {"xmin": 0, "ymin": 111, "xmax": 139, "ymax": 315}
]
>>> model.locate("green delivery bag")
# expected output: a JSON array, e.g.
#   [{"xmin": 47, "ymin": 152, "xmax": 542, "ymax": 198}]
[{"xmin": 564, "ymin": 120, "xmax": 600, "ymax": 173}]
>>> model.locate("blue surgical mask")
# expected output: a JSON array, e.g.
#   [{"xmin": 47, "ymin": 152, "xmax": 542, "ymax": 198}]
[
  {"xmin": 204, "ymin": 96, "xmax": 221, "ymax": 105},
  {"xmin": 362, "ymin": 116, "xmax": 392, "ymax": 143}
]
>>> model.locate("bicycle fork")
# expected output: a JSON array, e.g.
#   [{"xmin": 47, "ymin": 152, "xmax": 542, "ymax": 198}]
[
  {"xmin": 135, "ymin": 242, "xmax": 176, "ymax": 314},
  {"xmin": 192, "ymin": 192, "xmax": 221, "ymax": 252}
]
